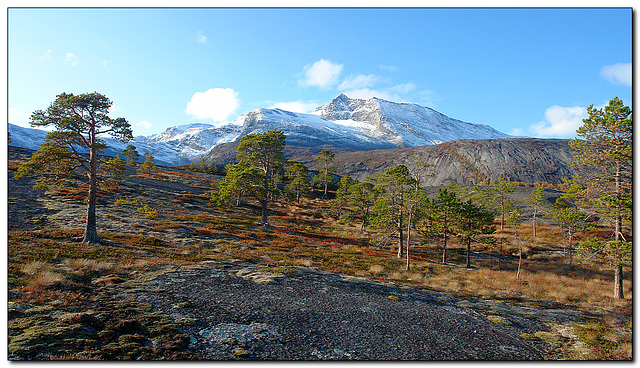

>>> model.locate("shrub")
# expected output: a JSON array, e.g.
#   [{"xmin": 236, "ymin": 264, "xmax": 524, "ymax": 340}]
[{"xmin": 137, "ymin": 205, "xmax": 158, "ymax": 219}]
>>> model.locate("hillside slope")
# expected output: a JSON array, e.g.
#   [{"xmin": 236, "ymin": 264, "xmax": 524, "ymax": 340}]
[{"xmin": 204, "ymin": 138, "xmax": 578, "ymax": 186}]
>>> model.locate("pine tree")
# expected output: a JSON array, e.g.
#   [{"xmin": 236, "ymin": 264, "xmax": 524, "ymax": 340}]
[
  {"xmin": 285, "ymin": 161, "xmax": 311, "ymax": 204},
  {"xmin": 458, "ymin": 199, "xmax": 495, "ymax": 268},
  {"xmin": 213, "ymin": 161, "xmax": 262, "ymax": 207},
  {"xmin": 370, "ymin": 165, "xmax": 416, "ymax": 258},
  {"xmin": 137, "ymin": 152, "xmax": 158, "ymax": 174},
  {"xmin": 235, "ymin": 129, "xmax": 287, "ymax": 226},
  {"xmin": 548, "ymin": 184, "xmax": 589, "ymax": 268},
  {"xmin": 569, "ymin": 97, "xmax": 632, "ymax": 298},
  {"xmin": 313, "ymin": 150, "xmax": 336, "ymax": 199},
  {"xmin": 15, "ymin": 92, "xmax": 133, "ymax": 244},
  {"xmin": 524, "ymin": 186, "xmax": 546, "ymax": 239},
  {"xmin": 121, "ymin": 144, "xmax": 140, "ymax": 165},
  {"xmin": 347, "ymin": 180, "xmax": 377, "ymax": 232},
  {"xmin": 422, "ymin": 187, "xmax": 462, "ymax": 264}
]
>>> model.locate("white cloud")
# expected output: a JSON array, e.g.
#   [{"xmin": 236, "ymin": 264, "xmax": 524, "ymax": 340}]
[
  {"xmin": 387, "ymin": 82, "xmax": 416, "ymax": 94},
  {"xmin": 102, "ymin": 59, "xmax": 112, "ymax": 70},
  {"xmin": 509, "ymin": 128, "xmax": 527, "ymax": 137},
  {"xmin": 195, "ymin": 31, "xmax": 207, "ymax": 44},
  {"xmin": 270, "ymin": 101, "xmax": 318, "ymax": 114},
  {"xmin": 338, "ymin": 74, "xmax": 380, "ymax": 90},
  {"xmin": 529, "ymin": 105, "xmax": 587, "ymax": 137},
  {"xmin": 379, "ymin": 64, "xmax": 398, "ymax": 72},
  {"xmin": 9, "ymin": 107, "xmax": 31, "ymax": 128},
  {"xmin": 65, "ymin": 52, "xmax": 79, "ymax": 66},
  {"xmin": 600, "ymin": 63, "xmax": 631, "ymax": 87},
  {"xmin": 299, "ymin": 59, "xmax": 343, "ymax": 88},
  {"xmin": 137, "ymin": 121, "xmax": 152, "ymax": 129},
  {"xmin": 186, "ymin": 88, "xmax": 240, "ymax": 122},
  {"xmin": 39, "ymin": 49, "xmax": 53, "ymax": 62}
]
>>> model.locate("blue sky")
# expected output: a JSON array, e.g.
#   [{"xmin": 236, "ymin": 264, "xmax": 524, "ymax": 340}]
[{"xmin": 7, "ymin": 7, "xmax": 632, "ymax": 138}]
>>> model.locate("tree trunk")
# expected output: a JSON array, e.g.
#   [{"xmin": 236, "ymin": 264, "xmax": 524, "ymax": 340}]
[
  {"xmin": 442, "ymin": 230, "xmax": 448, "ymax": 264},
  {"xmin": 397, "ymin": 208, "xmax": 404, "ymax": 258},
  {"xmin": 516, "ymin": 247, "xmax": 522, "ymax": 280},
  {"xmin": 361, "ymin": 208, "xmax": 368, "ymax": 232},
  {"xmin": 260, "ymin": 199, "xmax": 269, "ymax": 226},
  {"xmin": 323, "ymin": 182, "xmax": 328, "ymax": 199},
  {"xmin": 515, "ymin": 229, "xmax": 522, "ymax": 280},
  {"xmin": 532, "ymin": 207, "xmax": 537, "ymax": 238},
  {"xmin": 82, "ymin": 127, "xmax": 100, "ymax": 244},
  {"xmin": 497, "ymin": 238, "xmax": 502, "ymax": 270},
  {"xmin": 465, "ymin": 236, "xmax": 471, "ymax": 268},
  {"xmin": 568, "ymin": 230, "xmax": 573, "ymax": 268},
  {"xmin": 406, "ymin": 210, "xmax": 412, "ymax": 271},
  {"xmin": 614, "ymin": 265, "xmax": 624, "ymax": 299},
  {"xmin": 500, "ymin": 193, "xmax": 505, "ymax": 230},
  {"xmin": 261, "ymin": 168, "xmax": 270, "ymax": 226}
]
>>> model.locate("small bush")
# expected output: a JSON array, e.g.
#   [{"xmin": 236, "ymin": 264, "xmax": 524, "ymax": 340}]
[{"xmin": 137, "ymin": 205, "xmax": 158, "ymax": 219}]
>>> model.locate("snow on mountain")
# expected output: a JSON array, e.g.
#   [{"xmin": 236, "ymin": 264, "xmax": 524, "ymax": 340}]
[
  {"xmin": 226, "ymin": 107, "xmax": 397, "ymax": 151},
  {"xmin": 134, "ymin": 123, "xmax": 242, "ymax": 161},
  {"xmin": 312, "ymin": 94, "xmax": 510, "ymax": 147},
  {"xmin": 8, "ymin": 122, "xmax": 242, "ymax": 166},
  {"xmin": 8, "ymin": 94, "xmax": 512, "ymax": 166}
]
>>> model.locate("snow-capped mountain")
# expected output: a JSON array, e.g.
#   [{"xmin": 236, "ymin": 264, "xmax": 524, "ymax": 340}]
[
  {"xmin": 8, "ymin": 122, "xmax": 242, "ymax": 166},
  {"xmin": 9, "ymin": 94, "xmax": 512, "ymax": 166},
  {"xmin": 212, "ymin": 94, "xmax": 511, "ymax": 151},
  {"xmin": 312, "ymin": 94, "xmax": 510, "ymax": 146}
]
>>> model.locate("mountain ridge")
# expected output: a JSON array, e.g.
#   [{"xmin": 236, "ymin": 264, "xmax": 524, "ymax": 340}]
[{"xmin": 9, "ymin": 94, "xmax": 513, "ymax": 166}]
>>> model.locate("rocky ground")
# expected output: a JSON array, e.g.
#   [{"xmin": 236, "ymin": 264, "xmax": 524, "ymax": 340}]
[{"xmin": 129, "ymin": 260, "xmax": 569, "ymax": 360}]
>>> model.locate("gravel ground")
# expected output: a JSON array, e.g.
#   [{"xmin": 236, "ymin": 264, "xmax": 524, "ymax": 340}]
[{"xmin": 133, "ymin": 261, "xmax": 552, "ymax": 360}]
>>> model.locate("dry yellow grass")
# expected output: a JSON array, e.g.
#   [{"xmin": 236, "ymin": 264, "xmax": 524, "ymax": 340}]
[
  {"xmin": 26, "ymin": 271, "xmax": 65, "ymax": 289},
  {"xmin": 368, "ymin": 264, "xmax": 385, "ymax": 274},
  {"xmin": 21, "ymin": 260, "xmax": 50, "ymax": 276},
  {"xmin": 63, "ymin": 258, "xmax": 113, "ymax": 272}
]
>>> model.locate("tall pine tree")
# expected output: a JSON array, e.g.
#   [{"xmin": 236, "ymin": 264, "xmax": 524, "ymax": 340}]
[
  {"xmin": 570, "ymin": 97, "xmax": 632, "ymax": 299},
  {"xmin": 16, "ymin": 92, "xmax": 132, "ymax": 244}
]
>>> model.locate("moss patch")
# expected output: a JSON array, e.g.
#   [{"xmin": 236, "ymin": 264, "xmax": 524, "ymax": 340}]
[
  {"xmin": 487, "ymin": 315, "xmax": 512, "ymax": 326},
  {"xmin": 8, "ymin": 295, "xmax": 198, "ymax": 360},
  {"xmin": 534, "ymin": 331, "xmax": 561, "ymax": 344}
]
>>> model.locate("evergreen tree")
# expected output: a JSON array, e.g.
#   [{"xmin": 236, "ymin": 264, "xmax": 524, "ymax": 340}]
[
  {"xmin": 370, "ymin": 165, "xmax": 416, "ymax": 258},
  {"xmin": 15, "ymin": 92, "xmax": 133, "ymax": 244},
  {"xmin": 524, "ymin": 186, "xmax": 547, "ymax": 239},
  {"xmin": 422, "ymin": 187, "xmax": 462, "ymax": 264},
  {"xmin": 235, "ymin": 129, "xmax": 287, "ymax": 226},
  {"xmin": 313, "ymin": 150, "xmax": 336, "ymax": 199},
  {"xmin": 137, "ymin": 152, "xmax": 158, "ymax": 174},
  {"xmin": 121, "ymin": 144, "xmax": 140, "ymax": 165},
  {"xmin": 569, "ymin": 97, "xmax": 632, "ymax": 298},
  {"xmin": 285, "ymin": 161, "xmax": 311, "ymax": 204},
  {"xmin": 347, "ymin": 180, "xmax": 377, "ymax": 232},
  {"xmin": 506, "ymin": 209, "xmax": 524, "ymax": 280},
  {"xmin": 213, "ymin": 161, "xmax": 262, "ymax": 207},
  {"xmin": 458, "ymin": 199, "xmax": 495, "ymax": 268},
  {"xmin": 332, "ymin": 175, "xmax": 353, "ymax": 217},
  {"xmin": 473, "ymin": 177, "xmax": 515, "ymax": 230},
  {"xmin": 548, "ymin": 184, "xmax": 589, "ymax": 268}
]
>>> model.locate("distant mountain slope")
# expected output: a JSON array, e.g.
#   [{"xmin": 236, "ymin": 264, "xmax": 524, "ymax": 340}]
[
  {"xmin": 8, "ymin": 123, "xmax": 192, "ymax": 167},
  {"xmin": 202, "ymin": 138, "xmax": 579, "ymax": 185},
  {"xmin": 330, "ymin": 138, "xmax": 578, "ymax": 186},
  {"xmin": 9, "ymin": 94, "xmax": 513, "ymax": 167}
]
